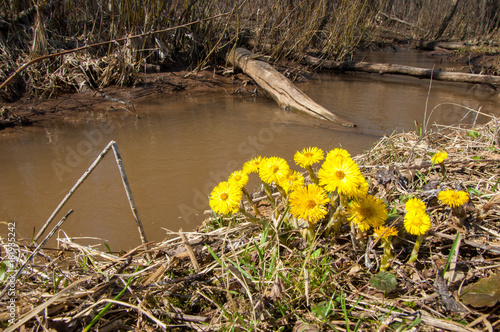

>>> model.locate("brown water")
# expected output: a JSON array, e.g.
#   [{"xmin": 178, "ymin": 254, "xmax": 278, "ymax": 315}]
[{"xmin": 1, "ymin": 51, "xmax": 499, "ymax": 250}]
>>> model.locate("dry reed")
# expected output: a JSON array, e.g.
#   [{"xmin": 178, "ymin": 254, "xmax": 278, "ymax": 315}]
[{"xmin": 2, "ymin": 0, "xmax": 498, "ymax": 102}]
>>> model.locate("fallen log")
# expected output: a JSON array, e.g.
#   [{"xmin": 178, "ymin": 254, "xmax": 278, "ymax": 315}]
[
  {"xmin": 303, "ymin": 55, "xmax": 500, "ymax": 90},
  {"xmin": 417, "ymin": 40, "xmax": 500, "ymax": 55},
  {"xmin": 227, "ymin": 47, "xmax": 355, "ymax": 127}
]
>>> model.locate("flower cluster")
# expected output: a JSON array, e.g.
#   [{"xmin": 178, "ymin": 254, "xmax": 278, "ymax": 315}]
[
  {"xmin": 208, "ymin": 145, "xmax": 471, "ymax": 270},
  {"xmin": 431, "ymin": 151, "xmax": 448, "ymax": 164},
  {"xmin": 209, "ymin": 147, "xmax": 389, "ymax": 242}
]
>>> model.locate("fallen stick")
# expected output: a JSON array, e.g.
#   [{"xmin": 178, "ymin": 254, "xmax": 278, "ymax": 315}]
[
  {"xmin": 434, "ymin": 232, "xmax": 500, "ymax": 254},
  {"xmin": 111, "ymin": 142, "xmax": 151, "ymax": 259},
  {"xmin": 34, "ymin": 140, "xmax": 151, "ymax": 259},
  {"xmin": 34, "ymin": 141, "xmax": 114, "ymax": 243},
  {"xmin": 179, "ymin": 231, "xmax": 200, "ymax": 271},
  {"xmin": 227, "ymin": 47, "xmax": 355, "ymax": 127},
  {"xmin": 303, "ymin": 55, "xmax": 500, "ymax": 90}
]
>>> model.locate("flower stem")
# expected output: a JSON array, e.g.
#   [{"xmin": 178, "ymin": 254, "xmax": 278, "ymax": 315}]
[
  {"xmin": 242, "ymin": 187, "xmax": 262, "ymax": 217},
  {"xmin": 380, "ymin": 238, "xmax": 394, "ymax": 272},
  {"xmin": 439, "ymin": 162, "xmax": 447, "ymax": 178},
  {"xmin": 306, "ymin": 165, "xmax": 319, "ymax": 185},
  {"xmin": 408, "ymin": 234, "xmax": 425, "ymax": 263},
  {"xmin": 262, "ymin": 182, "xmax": 276, "ymax": 209},
  {"xmin": 301, "ymin": 222, "xmax": 316, "ymax": 243}
]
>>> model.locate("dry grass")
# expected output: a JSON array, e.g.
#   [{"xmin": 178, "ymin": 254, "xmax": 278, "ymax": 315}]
[
  {"xmin": 2, "ymin": 0, "xmax": 498, "ymax": 102},
  {"xmin": 1, "ymin": 114, "xmax": 499, "ymax": 331}
]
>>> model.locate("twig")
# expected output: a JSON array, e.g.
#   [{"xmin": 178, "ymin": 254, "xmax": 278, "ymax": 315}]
[
  {"xmin": 179, "ymin": 231, "xmax": 200, "ymax": 271},
  {"xmin": 82, "ymin": 299, "xmax": 167, "ymax": 330},
  {"xmin": 34, "ymin": 141, "xmax": 114, "ymax": 243},
  {"xmin": 110, "ymin": 142, "xmax": 151, "ymax": 260},
  {"xmin": 164, "ymin": 311, "xmax": 209, "ymax": 323},
  {"xmin": 434, "ymin": 232, "xmax": 500, "ymax": 254}
]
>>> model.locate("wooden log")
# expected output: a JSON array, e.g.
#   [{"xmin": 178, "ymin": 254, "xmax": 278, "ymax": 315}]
[
  {"xmin": 417, "ymin": 40, "xmax": 500, "ymax": 54},
  {"xmin": 227, "ymin": 47, "xmax": 355, "ymax": 127},
  {"xmin": 303, "ymin": 55, "xmax": 500, "ymax": 90}
]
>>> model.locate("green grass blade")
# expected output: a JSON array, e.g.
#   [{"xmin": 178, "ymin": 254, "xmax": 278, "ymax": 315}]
[
  {"xmin": 441, "ymin": 232, "xmax": 460, "ymax": 278},
  {"xmin": 83, "ymin": 267, "xmax": 139, "ymax": 332}
]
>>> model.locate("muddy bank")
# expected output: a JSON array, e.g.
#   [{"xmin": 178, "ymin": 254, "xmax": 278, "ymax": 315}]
[{"xmin": 1, "ymin": 68, "xmax": 250, "ymax": 130}]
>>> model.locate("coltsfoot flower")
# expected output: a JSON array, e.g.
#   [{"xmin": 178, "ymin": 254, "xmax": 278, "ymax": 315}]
[
  {"xmin": 289, "ymin": 184, "xmax": 330, "ymax": 223},
  {"xmin": 431, "ymin": 151, "xmax": 448, "ymax": 164},
  {"xmin": 318, "ymin": 157, "xmax": 366, "ymax": 198},
  {"xmin": 243, "ymin": 156, "xmax": 263, "ymax": 174},
  {"xmin": 325, "ymin": 148, "xmax": 351, "ymax": 161},
  {"xmin": 404, "ymin": 209, "xmax": 432, "ymax": 263},
  {"xmin": 404, "ymin": 209, "xmax": 431, "ymax": 236},
  {"xmin": 438, "ymin": 189, "xmax": 469, "ymax": 208},
  {"xmin": 294, "ymin": 147, "xmax": 324, "ymax": 168},
  {"xmin": 258, "ymin": 157, "xmax": 290, "ymax": 184},
  {"xmin": 280, "ymin": 170, "xmax": 305, "ymax": 194},
  {"xmin": 373, "ymin": 225, "xmax": 398, "ymax": 272},
  {"xmin": 348, "ymin": 194, "xmax": 388, "ymax": 232},
  {"xmin": 405, "ymin": 197, "xmax": 426, "ymax": 212},
  {"xmin": 373, "ymin": 225, "xmax": 399, "ymax": 240},
  {"xmin": 209, "ymin": 181, "xmax": 242, "ymax": 215},
  {"xmin": 228, "ymin": 170, "xmax": 249, "ymax": 189}
]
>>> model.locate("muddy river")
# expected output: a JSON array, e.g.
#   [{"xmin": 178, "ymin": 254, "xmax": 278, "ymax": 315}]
[{"xmin": 1, "ymin": 50, "xmax": 499, "ymax": 250}]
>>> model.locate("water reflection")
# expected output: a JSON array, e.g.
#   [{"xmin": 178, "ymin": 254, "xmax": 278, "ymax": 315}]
[{"xmin": 0, "ymin": 61, "xmax": 498, "ymax": 250}]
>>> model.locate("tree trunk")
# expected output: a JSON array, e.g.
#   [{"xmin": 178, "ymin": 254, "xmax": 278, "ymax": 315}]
[
  {"xmin": 227, "ymin": 47, "xmax": 355, "ymax": 127},
  {"xmin": 434, "ymin": 0, "xmax": 462, "ymax": 40},
  {"xmin": 303, "ymin": 55, "xmax": 500, "ymax": 90}
]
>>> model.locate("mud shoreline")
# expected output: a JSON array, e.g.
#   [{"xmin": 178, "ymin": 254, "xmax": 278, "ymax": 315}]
[{"xmin": 0, "ymin": 68, "xmax": 250, "ymax": 130}]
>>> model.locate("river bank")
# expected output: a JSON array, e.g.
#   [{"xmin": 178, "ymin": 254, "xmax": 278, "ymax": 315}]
[{"xmin": 2, "ymin": 43, "xmax": 499, "ymax": 132}]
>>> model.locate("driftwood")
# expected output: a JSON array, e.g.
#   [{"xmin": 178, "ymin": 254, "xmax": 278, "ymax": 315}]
[
  {"xmin": 227, "ymin": 47, "xmax": 355, "ymax": 127},
  {"xmin": 417, "ymin": 40, "xmax": 500, "ymax": 54},
  {"xmin": 303, "ymin": 55, "xmax": 500, "ymax": 90}
]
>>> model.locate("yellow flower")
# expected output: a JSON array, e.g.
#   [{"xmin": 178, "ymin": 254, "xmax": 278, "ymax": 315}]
[
  {"xmin": 405, "ymin": 197, "xmax": 426, "ymax": 212},
  {"xmin": 280, "ymin": 170, "xmax": 305, "ymax": 194},
  {"xmin": 431, "ymin": 151, "xmax": 448, "ymax": 164},
  {"xmin": 318, "ymin": 157, "xmax": 366, "ymax": 197},
  {"xmin": 258, "ymin": 157, "xmax": 290, "ymax": 184},
  {"xmin": 294, "ymin": 147, "xmax": 324, "ymax": 168},
  {"xmin": 350, "ymin": 179, "xmax": 370, "ymax": 199},
  {"xmin": 373, "ymin": 225, "xmax": 398, "ymax": 240},
  {"xmin": 348, "ymin": 194, "xmax": 388, "ymax": 232},
  {"xmin": 242, "ymin": 156, "xmax": 263, "ymax": 174},
  {"xmin": 404, "ymin": 209, "xmax": 431, "ymax": 236},
  {"xmin": 326, "ymin": 148, "xmax": 351, "ymax": 162},
  {"xmin": 209, "ymin": 181, "xmax": 242, "ymax": 215},
  {"xmin": 289, "ymin": 184, "xmax": 330, "ymax": 223},
  {"xmin": 228, "ymin": 170, "xmax": 249, "ymax": 189},
  {"xmin": 438, "ymin": 189, "xmax": 469, "ymax": 208}
]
